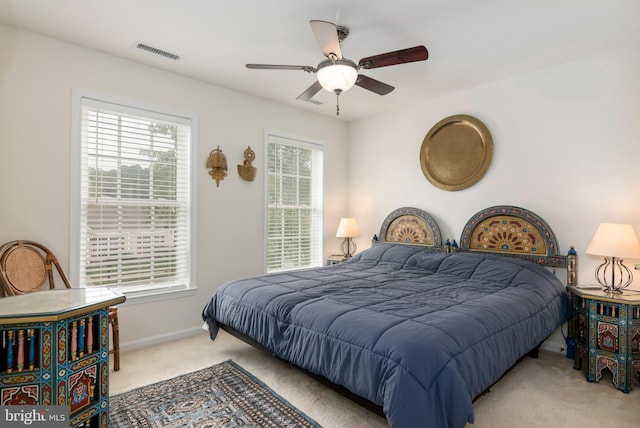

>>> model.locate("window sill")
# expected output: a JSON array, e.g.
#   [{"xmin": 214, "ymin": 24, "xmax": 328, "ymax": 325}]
[{"xmin": 115, "ymin": 286, "xmax": 198, "ymax": 306}]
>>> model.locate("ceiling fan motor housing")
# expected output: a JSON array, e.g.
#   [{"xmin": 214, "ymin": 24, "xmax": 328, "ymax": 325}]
[
  {"xmin": 316, "ymin": 58, "xmax": 359, "ymax": 94},
  {"xmin": 336, "ymin": 25, "xmax": 349, "ymax": 42}
]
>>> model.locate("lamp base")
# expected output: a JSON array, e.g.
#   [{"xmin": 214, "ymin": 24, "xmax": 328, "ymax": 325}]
[
  {"xmin": 340, "ymin": 237, "xmax": 357, "ymax": 259},
  {"xmin": 601, "ymin": 286, "xmax": 624, "ymax": 295},
  {"xmin": 594, "ymin": 256, "xmax": 634, "ymax": 294}
]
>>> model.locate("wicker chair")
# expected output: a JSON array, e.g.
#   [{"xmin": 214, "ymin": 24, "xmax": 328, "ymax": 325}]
[{"xmin": 0, "ymin": 240, "xmax": 121, "ymax": 371}]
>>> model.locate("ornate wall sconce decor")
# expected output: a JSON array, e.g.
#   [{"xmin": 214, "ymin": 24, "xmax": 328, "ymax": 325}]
[
  {"xmin": 207, "ymin": 146, "xmax": 227, "ymax": 187},
  {"xmin": 237, "ymin": 146, "xmax": 257, "ymax": 181}
]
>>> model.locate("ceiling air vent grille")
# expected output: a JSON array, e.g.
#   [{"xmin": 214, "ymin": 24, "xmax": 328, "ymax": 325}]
[{"xmin": 136, "ymin": 42, "xmax": 180, "ymax": 61}]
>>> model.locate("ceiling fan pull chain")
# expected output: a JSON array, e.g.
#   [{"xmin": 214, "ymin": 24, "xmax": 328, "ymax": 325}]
[{"xmin": 336, "ymin": 93, "xmax": 340, "ymax": 115}]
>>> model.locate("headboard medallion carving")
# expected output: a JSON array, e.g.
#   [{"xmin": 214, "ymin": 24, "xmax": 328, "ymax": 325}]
[
  {"xmin": 379, "ymin": 207, "xmax": 442, "ymax": 247},
  {"xmin": 459, "ymin": 205, "xmax": 569, "ymax": 269}
]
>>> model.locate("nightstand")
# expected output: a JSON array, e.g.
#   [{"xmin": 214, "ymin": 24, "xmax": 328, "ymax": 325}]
[
  {"xmin": 0, "ymin": 288, "xmax": 125, "ymax": 427},
  {"xmin": 567, "ymin": 285, "xmax": 640, "ymax": 392},
  {"xmin": 326, "ymin": 255, "xmax": 348, "ymax": 265}
]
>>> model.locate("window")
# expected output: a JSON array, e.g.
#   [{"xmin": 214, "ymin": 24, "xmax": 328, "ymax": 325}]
[
  {"xmin": 71, "ymin": 93, "xmax": 193, "ymax": 298},
  {"xmin": 266, "ymin": 133, "xmax": 323, "ymax": 273}
]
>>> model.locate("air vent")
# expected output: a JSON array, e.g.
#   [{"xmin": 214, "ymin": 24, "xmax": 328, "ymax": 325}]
[{"xmin": 135, "ymin": 42, "xmax": 180, "ymax": 61}]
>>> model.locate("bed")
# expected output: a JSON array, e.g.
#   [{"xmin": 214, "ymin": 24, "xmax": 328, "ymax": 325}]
[{"xmin": 202, "ymin": 206, "xmax": 575, "ymax": 428}]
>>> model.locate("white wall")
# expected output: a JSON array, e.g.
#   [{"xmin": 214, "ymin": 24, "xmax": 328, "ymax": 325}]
[
  {"xmin": 0, "ymin": 25, "xmax": 349, "ymax": 349},
  {"xmin": 349, "ymin": 43, "xmax": 640, "ymax": 277},
  {"xmin": 348, "ymin": 44, "xmax": 640, "ymax": 352}
]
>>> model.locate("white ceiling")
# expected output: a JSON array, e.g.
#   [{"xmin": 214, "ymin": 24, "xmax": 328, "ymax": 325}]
[{"xmin": 1, "ymin": 0, "xmax": 639, "ymax": 122}]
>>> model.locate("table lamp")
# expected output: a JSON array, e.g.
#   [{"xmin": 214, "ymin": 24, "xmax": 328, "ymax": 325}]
[
  {"xmin": 336, "ymin": 218, "xmax": 360, "ymax": 259},
  {"xmin": 586, "ymin": 223, "xmax": 640, "ymax": 293}
]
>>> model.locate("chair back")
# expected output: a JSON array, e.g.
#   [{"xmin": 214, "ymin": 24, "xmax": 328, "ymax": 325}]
[{"xmin": 0, "ymin": 240, "xmax": 71, "ymax": 297}]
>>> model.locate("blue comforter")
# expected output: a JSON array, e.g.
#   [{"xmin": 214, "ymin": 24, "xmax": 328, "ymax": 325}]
[{"xmin": 202, "ymin": 243, "xmax": 571, "ymax": 428}]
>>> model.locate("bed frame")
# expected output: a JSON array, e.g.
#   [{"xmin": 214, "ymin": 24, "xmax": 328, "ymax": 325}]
[
  {"xmin": 376, "ymin": 205, "xmax": 577, "ymax": 287},
  {"xmin": 218, "ymin": 205, "xmax": 576, "ymax": 419}
]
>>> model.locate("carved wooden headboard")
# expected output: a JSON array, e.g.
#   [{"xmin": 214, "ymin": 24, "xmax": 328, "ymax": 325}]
[
  {"xmin": 378, "ymin": 207, "xmax": 442, "ymax": 247},
  {"xmin": 459, "ymin": 205, "xmax": 576, "ymax": 286}
]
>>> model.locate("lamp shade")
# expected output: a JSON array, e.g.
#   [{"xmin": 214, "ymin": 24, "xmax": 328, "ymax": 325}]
[
  {"xmin": 336, "ymin": 218, "xmax": 361, "ymax": 238},
  {"xmin": 317, "ymin": 59, "xmax": 358, "ymax": 94},
  {"xmin": 586, "ymin": 223, "xmax": 640, "ymax": 259}
]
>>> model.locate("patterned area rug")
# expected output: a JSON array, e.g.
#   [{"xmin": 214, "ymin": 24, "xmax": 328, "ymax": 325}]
[{"xmin": 109, "ymin": 360, "xmax": 322, "ymax": 427}]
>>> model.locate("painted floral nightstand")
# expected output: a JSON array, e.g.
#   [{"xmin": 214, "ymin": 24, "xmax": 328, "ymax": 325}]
[
  {"xmin": 0, "ymin": 288, "xmax": 125, "ymax": 427},
  {"xmin": 567, "ymin": 285, "xmax": 640, "ymax": 393}
]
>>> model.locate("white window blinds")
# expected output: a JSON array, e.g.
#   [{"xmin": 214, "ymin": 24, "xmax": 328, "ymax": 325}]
[
  {"xmin": 77, "ymin": 98, "xmax": 191, "ymax": 294},
  {"xmin": 266, "ymin": 134, "xmax": 323, "ymax": 273}
]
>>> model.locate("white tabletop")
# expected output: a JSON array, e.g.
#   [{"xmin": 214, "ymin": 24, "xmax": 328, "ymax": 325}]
[{"xmin": 0, "ymin": 288, "xmax": 125, "ymax": 324}]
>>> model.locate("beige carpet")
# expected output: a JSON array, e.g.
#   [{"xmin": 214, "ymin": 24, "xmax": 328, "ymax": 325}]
[{"xmin": 110, "ymin": 330, "xmax": 639, "ymax": 427}]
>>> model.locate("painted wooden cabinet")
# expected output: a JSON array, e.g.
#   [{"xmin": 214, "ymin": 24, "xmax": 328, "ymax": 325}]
[
  {"xmin": 568, "ymin": 286, "xmax": 640, "ymax": 393},
  {"xmin": 0, "ymin": 288, "xmax": 125, "ymax": 427}
]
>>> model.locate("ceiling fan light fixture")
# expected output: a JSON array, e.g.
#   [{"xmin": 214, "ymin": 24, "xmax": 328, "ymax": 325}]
[{"xmin": 317, "ymin": 59, "xmax": 358, "ymax": 94}]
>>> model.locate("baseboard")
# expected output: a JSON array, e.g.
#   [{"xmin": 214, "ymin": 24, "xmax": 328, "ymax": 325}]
[
  {"xmin": 540, "ymin": 337, "xmax": 567, "ymax": 356},
  {"xmin": 538, "ymin": 322, "xmax": 570, "ymax": 357},
  {"xmin": 119, "ymin": 325, "xmax": 205, "ymax": 352}
]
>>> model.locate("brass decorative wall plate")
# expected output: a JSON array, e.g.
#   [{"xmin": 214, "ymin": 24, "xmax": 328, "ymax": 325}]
[{"xmin": 420, "ymin": 114, "xmax": 493, "ymax": 191}]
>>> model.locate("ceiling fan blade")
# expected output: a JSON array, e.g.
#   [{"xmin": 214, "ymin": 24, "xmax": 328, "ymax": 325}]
[
  {"xmin": 355, "ymin": 74, "xmax": 395, "ymax": 95},
  {"xmin": 358, "ymin": 46, "xmax": 428, "ymax": 69},
  {"xmin": 246, "ymin": 64, "xmax": 316, "ymax": 72},
  {"xmin": 296, "ymin": 81, "xmax": 323, "ymax": 105},
  {"xmin": 310, "ymin": 20, "xmax": 342, "ymax": 59}
]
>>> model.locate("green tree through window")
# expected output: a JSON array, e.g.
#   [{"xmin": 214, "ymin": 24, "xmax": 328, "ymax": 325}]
[
  {"xmin": 75, "ymin": 97, "xmax": 192, "ymax": 296},
  {"xmin": 266, "ymin": 134, "xmax": 323, "ymax": 272}
]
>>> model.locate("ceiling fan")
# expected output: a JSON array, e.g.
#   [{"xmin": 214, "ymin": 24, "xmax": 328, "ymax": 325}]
[{"xmin": 246, "ymin": 20, "xmax": 429, "ymax": 115}]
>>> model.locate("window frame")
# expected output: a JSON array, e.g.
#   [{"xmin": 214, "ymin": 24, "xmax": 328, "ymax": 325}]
[
  {"xmin": 70, "ymin": 89, "xmax": 197, "ymax": 304},
  {"xmin": 264, "ymin": 130, "xmax": 324, "ymax": 273}
]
